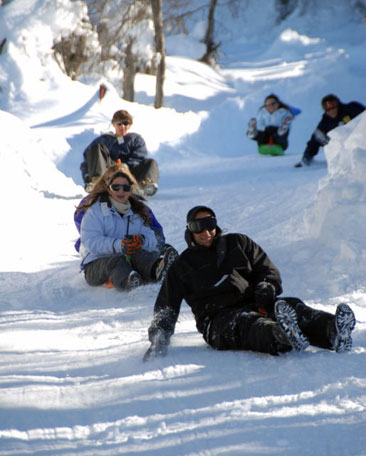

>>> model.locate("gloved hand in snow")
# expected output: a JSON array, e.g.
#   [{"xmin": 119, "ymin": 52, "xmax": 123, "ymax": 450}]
[
  {"xmin": 143, "ymin": 331, "xmax": 169, "ymax": 362},
  {"xmin": 254, "ymin": 281, "xmax": 277, "ymax": 315}
]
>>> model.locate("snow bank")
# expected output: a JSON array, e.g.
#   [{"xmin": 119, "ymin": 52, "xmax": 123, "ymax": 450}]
[
  {"xmin": 0, "ymin": 0, "xmax": 99, "ymax": 113},
  {"xmin": 0, "ymin": 110, "xmax": 83, "ymax": 198},
  {"xmin": 304, "ymin": 112, "xmax": 366, "ymax": 280},
  {"xmin": 0, "ymin": 110, "xmax": 84, "ymax": 272}
]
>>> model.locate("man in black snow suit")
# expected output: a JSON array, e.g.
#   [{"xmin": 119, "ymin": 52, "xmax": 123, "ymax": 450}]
[
  {"xmin": 143, "ymin": 205, "xmax": 356, "ymax": 361},
  {"xmin": 295, "ymin": 94, "xmax": 365, "ymax": 167}
]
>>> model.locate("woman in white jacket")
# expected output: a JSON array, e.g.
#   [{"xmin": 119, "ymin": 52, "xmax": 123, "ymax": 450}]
[
  {"xmin": 247, "ymin": 94, "xmax": 294, "ymax": 151},
  {"xmin": 77, "ymin": 166, "xmax": 176, "ymax": 291}
]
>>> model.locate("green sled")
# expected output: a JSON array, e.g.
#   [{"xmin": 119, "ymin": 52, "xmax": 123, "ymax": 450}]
[{"xmin": 258, "ymin": 144, "xmax": 284, "ymax": 156}]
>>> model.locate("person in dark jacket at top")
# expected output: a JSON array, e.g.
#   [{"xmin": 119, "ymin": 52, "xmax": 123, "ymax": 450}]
[
  {"xmin": 80, "ymin": 109, "xmax": 160, "ymax": 197},
  {"xmin": 143, "ymin": 205, "xmax": 356, "ymax": 361},
  {"xmin": 295, "ymin": 94, "xmax": 365, "ymax": 167}
]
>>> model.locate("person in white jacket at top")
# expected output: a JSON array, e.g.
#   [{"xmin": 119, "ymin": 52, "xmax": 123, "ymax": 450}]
[
  {"xmin": 77, "ymin": 166, "xmax": 177, "ymax": 291},
  {"xmin": 247, "ymin": 93, "xmax": 294, "ymax": 151}
]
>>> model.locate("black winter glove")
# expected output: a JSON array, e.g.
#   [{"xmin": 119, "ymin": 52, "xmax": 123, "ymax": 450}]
[
  {"xmin": 254, "ymin": 281, "xmax": 276, "ymax": 314},
  {"xmin": 143, "ymin": 331, "xmax": 169, "ymax": 362},
  {"xmin": 83, "ymin": 173, "xmax": 91, "ymax": 184}
]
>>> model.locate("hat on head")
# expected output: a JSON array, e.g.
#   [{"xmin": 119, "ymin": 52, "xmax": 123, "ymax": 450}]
[
  {"xmin": 185, "ymin": 206, "xmax": 219, "ymax": 247},
  {"xmin": 321, "ymin": 94, "xmax": 339, "ymax": 109},
  {"xmin": 186, "ymin": 205, "xmax": 216, "ymax": 223}
]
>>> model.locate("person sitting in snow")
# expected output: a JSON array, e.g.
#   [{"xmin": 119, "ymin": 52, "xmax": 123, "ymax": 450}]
[
  {"xmin": 76, "ymin": 165, "xmax": 177, "ymax": 291},
  {"xmin": 74, "ymin": 163, "xmax": 167, "ymax": 255},
  {"xmin": 143, "ymin": 205, "xmax": 356, "ymax": 361},
  {"xmin": 295, "ymin": 94, "xmax": 365, "ymax": 167},
  {"xmin": 247, "ymin": 93, "xmax": 294, "ymax": 151},
  {"xmin": 80, "ymin": 109, "xmax": 160, "ymax": 197}
]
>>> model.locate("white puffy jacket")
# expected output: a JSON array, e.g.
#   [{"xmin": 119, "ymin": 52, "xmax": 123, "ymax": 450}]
[
  {"xmin": 256, "ymin": 107, "xmax": 293, "ymax": 131},
  {"xmin": 80, "ymin": 199, "xmax": 158, "ymax": 266}
]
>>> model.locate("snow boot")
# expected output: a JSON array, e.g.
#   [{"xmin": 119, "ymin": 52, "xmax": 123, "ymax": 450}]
[
  {"xmin": 152, "ymin": 246, "xmax": 179, "ymax": 282},
  {"xmin": 125, "ymin": 271, "xmax": 143, "ymax": 291},
  {"xmin": 274, "ymin": 300, "xmax": 309, "ymax": 351},
  {"xmin": 333, "ymin": 303, "xmax": 356, "ymax": 352},
  {"xmin": 141, "ymin": 180, "xmax": 158, "ymax": 198},
  {"xmin": 247, "ymin": 118, "xmax": 258, "ymax": 139},
  {"xmin": 294, "ymin": 155, "xmax": 313, "ymax": 168},
  {"xmin": 84, "ymin": 176, "xmax": 99, "ymax": 193},
  {"xmin": 272, "ymin": 324, "xmax": 293, "ymax": 354}
]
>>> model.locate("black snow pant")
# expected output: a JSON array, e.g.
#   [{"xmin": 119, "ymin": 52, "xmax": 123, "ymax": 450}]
[
  {"xmin": 85, "ymin": 143, "xmax": 160, "ymax": 185},
  {"xmin": 203, "ymin": 297, "xmax": 335, "ymax": 355},
  {"xmin": 84, "ymin": 249, "xmax": 160, "ymax": 290},
  {"xmin": 130, "ymin": 159, "xmax": 160, "ymax": 185},
  {"xmin": 255, "ymin": 126, "xmax": 289, "ymax": 151},
  {"xmin": 302, "ymin": 134, "xmax": 322, "ymax": 160},
  {"xmin": 85, "ymin": 144, "xmax": 114, "ymax": 180}
]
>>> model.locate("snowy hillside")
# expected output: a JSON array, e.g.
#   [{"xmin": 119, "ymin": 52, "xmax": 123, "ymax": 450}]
[{"xmin": 0, "ymin": 0, "xmax": 365, "ymax": 455}]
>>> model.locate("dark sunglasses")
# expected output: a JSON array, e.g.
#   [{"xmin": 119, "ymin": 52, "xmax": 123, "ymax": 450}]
[
  {"xmin": 115, "ymin": 121, "xmax": 130, "ymax": 126},
  {"xmin": 265, "ymin": 101, "xmax": 278, "ymax": 107},
  {"xmin": 188, "ymin": 216, "xmax": 217, "ymax": 234},
  {"xmin": 109, "ymin": 183, "xmax": 131, "ymax": 192}
]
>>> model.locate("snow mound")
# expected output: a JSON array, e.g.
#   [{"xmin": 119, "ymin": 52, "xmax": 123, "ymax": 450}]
[
  {"xmin": 305, "ymin": 112, "xmax": 366, "ymax": 278},
  {"xmin": 0, "ymin": 110, "xmax": 83, "ymax": 199}
]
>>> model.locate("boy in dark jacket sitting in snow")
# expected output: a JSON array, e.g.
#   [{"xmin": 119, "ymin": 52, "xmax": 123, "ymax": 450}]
[
  {"xmin": 144, "ymin": 205, "xmax": 356, "ymax": 361},
  {"xmin": 295, "ymin": 94, "xmax": 365, "ymax": 167},
  {"xmin": 80, "ymin": 109, "xmax": 160, "ymax": 197}
]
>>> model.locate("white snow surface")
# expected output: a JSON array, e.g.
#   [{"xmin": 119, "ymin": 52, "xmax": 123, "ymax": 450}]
[{"xmin": 0, "ymin": 0, "xmax": 365, "ymax": 455}]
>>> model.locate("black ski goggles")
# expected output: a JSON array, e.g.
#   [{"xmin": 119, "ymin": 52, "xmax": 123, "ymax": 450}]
[
  {"xmin": 187, "ymin": 216, "xmax": 217, "ymax": 234},
  {"xmin": 109, "ymin": 183, "xmax": 131, "ymax": 193}
]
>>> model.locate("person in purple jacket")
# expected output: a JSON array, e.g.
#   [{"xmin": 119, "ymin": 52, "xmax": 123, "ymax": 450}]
[
  {"xmin": 76, "ymin": 166, "xmax": 177, "ymax": 291},
  {"xmin": 80, "ymin": 109, "xmax": 160, "ymax": 196}
]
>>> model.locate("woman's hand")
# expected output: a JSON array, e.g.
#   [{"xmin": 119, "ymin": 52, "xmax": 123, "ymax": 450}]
[{"xmin": 121, "ymin": 235, "xmax": 144, "ymax": 255}]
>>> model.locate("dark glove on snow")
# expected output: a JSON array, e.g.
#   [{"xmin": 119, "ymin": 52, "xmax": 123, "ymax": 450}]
[
  {"xmin": 254, "ymin": 281, "xmax": 276, "ymax": 314},
  {"xmin": 143, "ymin": 331, "xmax": 169, "ymax": 362}
]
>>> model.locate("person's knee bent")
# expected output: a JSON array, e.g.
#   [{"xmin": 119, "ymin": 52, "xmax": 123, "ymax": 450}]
[
  {"xmin": 84, "ymin": 260, "xmax": 108, "ymax": 287},
  {"xmin": 84, "ymin": 255, "xmax": 132, "ymax": 290}
]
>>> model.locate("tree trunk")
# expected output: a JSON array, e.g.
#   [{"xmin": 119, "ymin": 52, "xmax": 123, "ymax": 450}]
[
  {"xmin": 200, "ymin": 0, "xmax": 220, "ymax": 65},
  {"xmin": 123, "ymin": 39, "xmax": 136, "ymax": 102},
  {"xmin": 151, "ymin": 0, "xmax": 165, "ymax": 109},
  {"xmin": 0, "ymin": 38, "xmax": 6, "ymax": 55}
]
